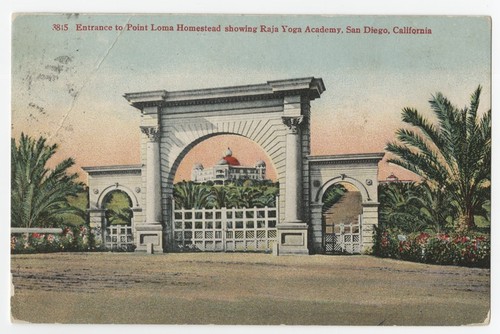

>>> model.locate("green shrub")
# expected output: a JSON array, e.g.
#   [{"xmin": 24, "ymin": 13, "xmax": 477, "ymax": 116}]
[
  {"xmin": 374, "ymin": 227, "xmax": 489, "ymax": 268},
  {"xmin": 11, "ymin": 225, "xmax": 93, "ymax": 254}
]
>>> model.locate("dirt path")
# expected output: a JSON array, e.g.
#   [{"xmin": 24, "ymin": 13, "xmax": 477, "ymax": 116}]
[{"xmin": 10, "ymin": 252, "xmax": 490, "ymax": 325}]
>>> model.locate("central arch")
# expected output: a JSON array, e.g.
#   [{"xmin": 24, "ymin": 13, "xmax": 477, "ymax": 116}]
[{"xmin": 124, "ymin": 78, "xmax": 325, "ymax": 253}]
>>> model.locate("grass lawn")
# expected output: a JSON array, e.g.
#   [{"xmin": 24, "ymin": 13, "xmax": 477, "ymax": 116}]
[{"xmin": 10, "ymin": 252, "xmax": 490, "ymax": 325}]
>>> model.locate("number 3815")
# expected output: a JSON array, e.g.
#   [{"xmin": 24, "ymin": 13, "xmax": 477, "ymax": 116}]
[{"xmin": 52, "ymin": 24, "xmax": 68, "ymax": 31}]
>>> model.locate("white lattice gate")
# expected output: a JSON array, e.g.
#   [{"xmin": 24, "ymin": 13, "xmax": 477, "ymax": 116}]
[
  {"xmin": 173, "ymin": 206, "xmax": 278, "ymax": 252},
  {"xmin": 105, "ymin": 225, "xmax": 134, "ymax": 251},
  {"xmin": 324, "ymin": 215, "xmax": 362, "ymax": 254}
]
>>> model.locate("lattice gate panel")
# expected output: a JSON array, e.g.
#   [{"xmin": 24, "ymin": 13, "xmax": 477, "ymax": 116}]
[
  {"xmin": 173, "ymin": 206, "xmax": 277, "ymax": 252},
  {"xmin": 105, "ymin": 225, "xmax": 134, "ymax": 251},
  {"xmin": 324, "ymin": 215, "xmax": 362, "ymax": 254}
]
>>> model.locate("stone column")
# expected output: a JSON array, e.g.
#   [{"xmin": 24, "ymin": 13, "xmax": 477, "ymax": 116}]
[
  {"xmin": 141, "ymin": 126, "xmax": 162, "ymax": 224},
  {"xmin": 310, "ymin": 203, "xmax": 324, "ymax": 254},
  {"xmin": 136, "ymin": 126, "xmax": 163, "ymax": 252},
  {"xmin": 283, "ymin": 116, "xmax": 303, "ymax": 223},
  {"xmin": 361, "ymin": 202, "xmax": 379, "ymax": 254},
  {"xmin": 277, "ymin": 115, "xmax": 309, "ymax": 255},
  {"xmin": 88, "ymin": 209, "xmax": 106, "ymax": 249}
]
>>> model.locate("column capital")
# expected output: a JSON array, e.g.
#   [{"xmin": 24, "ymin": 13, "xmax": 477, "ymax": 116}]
[
  {"xmin": 140, "ymin": 126, "xmax": 160, "ymax": 142},
  {"xmin": 282, "ymin": 115, "xmax": 304, "ymax": 134}
]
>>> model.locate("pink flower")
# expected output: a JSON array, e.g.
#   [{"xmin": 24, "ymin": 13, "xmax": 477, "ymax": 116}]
[
  {"xmin": 62, "ymin": 227, "xmax": 73, "ymax": 236},
  {"xmin": 11, "ymin": 236, "xmax": 17, "ymax": 249}
]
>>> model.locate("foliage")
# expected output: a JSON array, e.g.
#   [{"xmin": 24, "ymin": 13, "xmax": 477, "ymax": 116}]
[
  {"xmin": 11, "ymin": 133, "xmax": 85, "ymax": 228},
  {"xmin": 386, "ymin": 86, "xmax": 491, "ymax": 232},
  {"xmin": 103, "ymin": 190, "xmax": 133, "ymax": 225},
  {"xmin": 11, "ymin": 225, "xmax": 92, "ymax": 254},
  {"xmin": 378, "ymin": 182, "xmax": 455, "ymax": 233},
  {"xmin": 173, "ymin": 181, "xmax": 279, "ymax": 209},
  {"xmin": 373, "ymin": 227, "xmax": 489, "ymax": 268},
  {"xmin": 56, "ymin": 188, "xmax": 89, "ymax": 226},
  {"xmin": 174, "ymin": 181, "xmax": 212, "ymax": 209},
  {"xmin": 321, "ymin": 184, "xmax": 347, "ymax": 213}
]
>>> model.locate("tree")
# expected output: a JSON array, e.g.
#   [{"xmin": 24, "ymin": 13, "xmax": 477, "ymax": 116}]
[
  {"xmin": 255, "ymin": 185, "xmax": 279, "ymax": 207},
  {"xmin": 173, "ymin": 181, "xmax": 212, "ymax": 209},
  {"xmin": 321, "ymin": 184, "xmax": 347, "ymax": 213},
  {"xmin": 386, "ymin": 86, "xmax": 491, "ymax": 232},
  {"xmin": 209, "ymin": 186, "xmax": 229, "ymax": 208},
  {"xmin": 226, "ymin": 185, "xmax": 260, "ymax": 208},
  {"xmin": 11, "ymin": 133, "xmax": 84, "ymax": 228},
  {"xmin": 103, "ymin": 190, "xmax": 133, "ymax": 225},
  {"xmin": 378, "ymin": 182, "xmax": 454, "ymax": 233}
]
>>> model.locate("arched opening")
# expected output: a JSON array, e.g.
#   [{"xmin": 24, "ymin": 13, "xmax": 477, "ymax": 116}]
[
  {"xmin": 322, "ymin": 182, "xmax": 363, "ymax": 254},
  {"xmin": 175, "ymin": 134, "xmax": 278, "ymax": 183},
  {"xmin": 101, "ymin": 190, "xmax": 134, "ymax": 251},
  {"xmin": 170, "ymin": 134, "xmax": 279, "ymax": 252}
]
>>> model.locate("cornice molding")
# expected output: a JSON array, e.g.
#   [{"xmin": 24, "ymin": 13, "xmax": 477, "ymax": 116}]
[
  {"xmin": 123, "ymin": 77, "xmax": 325, "ymax": 110},
  {"xmin": 82, "ymin": 164, "xmax": 143, "ymax": 176},
  {"xmin": 308, "ymin": 153, "xmax": 385, "ymax": 165}
]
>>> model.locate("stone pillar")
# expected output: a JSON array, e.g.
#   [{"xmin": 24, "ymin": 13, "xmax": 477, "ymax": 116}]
[
  {"xmin": 277, "ymin": 115, "xmax": 309, "ymax": 255},
  {"xmin": 136, "ymin": 126, "xmax": 163, "ymax": 253},
  {"xmin": 310, "ymin": 203, "xmax": 324, "ymax": 254},
  {"xmin": 283, "ymin": 116, "xmax": 303, "ymax": 222},
  {"xmin": 361, "ymin": 202, "xmax": 379, "ymax": 254},
  {"xmin": 88, "ymin": 209, "xmax": 105, "ymax": 249},
  {"xmin": 141, "ymin": 126, "xmax": 162, "ymax": 224}
]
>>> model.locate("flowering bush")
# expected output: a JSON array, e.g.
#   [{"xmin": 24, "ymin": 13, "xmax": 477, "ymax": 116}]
[
  {"xmin": 11, "ymin": 225, "xmax": 93, "ymax": 254},
  {"xmin": 374, "ymin": 227, "xmax": 490, "ymax": 268}
]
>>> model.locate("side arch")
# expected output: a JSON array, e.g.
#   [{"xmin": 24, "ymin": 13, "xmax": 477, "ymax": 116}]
[
  {"xmin": 314, "ymin": 175, "xmax": 371, "ymax": 204},
  {"xmin": 97, "ymin": 184, "xmax": 140, "ymax": 209}
]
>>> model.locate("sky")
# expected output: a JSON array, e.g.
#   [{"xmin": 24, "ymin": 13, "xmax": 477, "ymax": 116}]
[{"xmin": 11, "ymin": 14, "xmax": 491, "ymax": 183}]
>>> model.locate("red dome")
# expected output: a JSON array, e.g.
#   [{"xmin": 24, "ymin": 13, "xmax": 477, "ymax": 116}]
[{"xmin": 223, "ymin": 156, "xmax": 240, "ymax": 166}]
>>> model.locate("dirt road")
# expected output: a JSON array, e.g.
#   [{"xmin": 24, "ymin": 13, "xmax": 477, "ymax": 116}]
[{"xmin": 10, "ymin": 252, "xmax": 490, "ymax": 325}]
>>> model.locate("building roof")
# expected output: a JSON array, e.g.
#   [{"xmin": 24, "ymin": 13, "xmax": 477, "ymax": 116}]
[
  {"xmin": 222, "ymin": 155, "xmax": 240, "ymax": 166},
  {"xmin": 219, "ymin": 147, "xmax": 240, "ymax": 166}
]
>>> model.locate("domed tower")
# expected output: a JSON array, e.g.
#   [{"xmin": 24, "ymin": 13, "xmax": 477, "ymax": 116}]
[
  {"xmin": 216, "ymin": 158, "xmax": 229, "ymax": 166},
  {"xmin": 255, "ymin": 160, "xmax": 266, "ymax": 180},
  {"xmin": 191, "ymin": 163, "xmax": 204, "ymax": 182},
  {"xmin": 222, "ymin": 147, "xmax": 240, "ymax": 166}
]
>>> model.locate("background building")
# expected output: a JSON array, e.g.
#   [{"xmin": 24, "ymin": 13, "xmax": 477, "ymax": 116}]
[{"xmin": 191, "ymin": 148, "xmax": 266, "ymax": 184}]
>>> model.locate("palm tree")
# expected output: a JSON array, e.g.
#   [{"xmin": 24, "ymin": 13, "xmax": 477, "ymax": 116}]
[
  {"xmin": 386, "ymin": 86, "xmax": 491, "ymax": 232},
  {"xmin": 379, "ymin": 182, "xmax": 451, "ymax": 233},
  {"xmin": 255, "ymin": 185, "xmax": 279, "ymax": 207},
  {"xmin": 210, "ymin": 186, "xmax": 229, "ymax": 208},
  {"xmin": 173, "ymin": 181, "xmax": 212, "ymax": 209},
  {"xmin": 378, "ymin": 182, "xmax": 423, "ymax": 232},
  {"xmin": 411, "ymin": 183, "xmax": 455, "ymax": 232},
  {"xmin": 11, "ymin": 133, "xmax": 84, "ymax": 228},
  {"xmin": 103, "ymin": 190, "xmax": 133, "ymax": 225},
  {"xmin": 321, "ymin": 184, "xmax": 347, "ymax": 213}
]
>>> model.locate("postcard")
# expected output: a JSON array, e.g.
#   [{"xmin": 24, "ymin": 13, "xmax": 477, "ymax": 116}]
[{"xmin": 10, "ymin": 13, "xmax": 491, "ymax": 326}]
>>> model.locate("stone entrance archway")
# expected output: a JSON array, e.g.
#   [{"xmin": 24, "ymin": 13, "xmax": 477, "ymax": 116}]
[
  {"xmin": 124, "ymin": 78, "xmax": 325, "ymax": 254},
  {"xmin": 308, "ymin": 153, "xmax": 384, "ymax": 254},
  {"xmin": 83, "ymin": 165, "xmax": 143, "ymax": 249},
  {"xmin": 84, "ymin": 77, "xmax": 385, "ymax": 255}
]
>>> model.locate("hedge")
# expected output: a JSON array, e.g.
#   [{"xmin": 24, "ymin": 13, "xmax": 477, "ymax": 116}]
[
  {"xmin": 373, "ymin": 228, "xmax": 490, "ymax": 268},
  {"xmin": 11, "ymin": 225, "xmax": 95, "ymax": 254}
]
